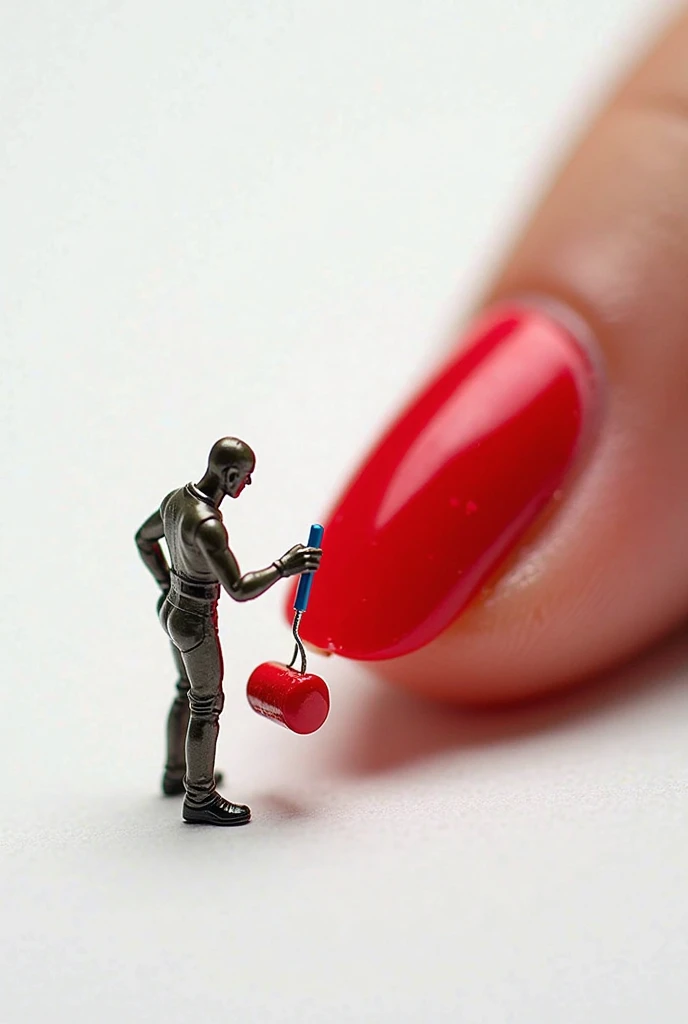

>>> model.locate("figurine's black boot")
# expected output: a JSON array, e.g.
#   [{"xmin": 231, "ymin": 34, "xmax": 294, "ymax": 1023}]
[
  {"xmin": 182, "ymin": 793, "xmax": 251, "ymax": 826},
  {"xmin": 162, "ymin": 770, "xmax": 223, "ymax": 797}
]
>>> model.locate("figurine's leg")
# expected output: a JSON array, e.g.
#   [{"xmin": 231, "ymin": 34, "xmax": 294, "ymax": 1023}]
[
  {"xmin": 161, "ymin": 644, "xmax": 191, "ymax": 796},
  {"xmin": 162, "ymin": 599, "xmax": 249, "ymax": 826},
  {"xmin": 180, "ymin": 623, "xmax": 225, "ymax": 807},
  {"xmin": 180, "ymin": 621, "xmax": 250, "ymax": 827}
]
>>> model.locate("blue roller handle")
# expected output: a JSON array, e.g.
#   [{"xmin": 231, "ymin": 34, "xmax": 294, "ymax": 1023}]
[{"xmin": 293, "ymin": 523, "xmax": 324, "ymax": 613}]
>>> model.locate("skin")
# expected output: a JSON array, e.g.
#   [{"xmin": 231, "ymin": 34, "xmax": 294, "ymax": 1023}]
[{"xmin": 369, "ymin": 9, "xmax": 688, "ymax": 705}]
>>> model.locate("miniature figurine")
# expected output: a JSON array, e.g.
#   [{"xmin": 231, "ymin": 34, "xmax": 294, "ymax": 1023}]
[{"xmin": 135, "ymin": 437, "xmax": 322, "ymax": 826}]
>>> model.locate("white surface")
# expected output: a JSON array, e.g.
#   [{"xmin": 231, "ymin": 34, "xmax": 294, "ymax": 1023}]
[{"xmin": 1, "ymin": 2, "xmax": 686, "ymax": 1021}]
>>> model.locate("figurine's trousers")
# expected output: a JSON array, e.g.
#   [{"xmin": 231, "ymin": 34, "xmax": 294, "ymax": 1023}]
[
  {"xmin": 159, "ymin": 580, "xmax": 224, "ymax": 806},
  {"xmin": 164, "ymin": 642, "xmax": 191, "ymax": 778}
]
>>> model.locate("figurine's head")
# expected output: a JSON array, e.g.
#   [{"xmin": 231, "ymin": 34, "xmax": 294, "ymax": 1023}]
[{"xmin": 207, "ymin": 437, "xmax": 255, "ymax": 499}]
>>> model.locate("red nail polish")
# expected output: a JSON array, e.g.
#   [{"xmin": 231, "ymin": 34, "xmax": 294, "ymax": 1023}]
[{"xmin": 294, "ymin": 304, "xmax": 598, "ymax": 660}]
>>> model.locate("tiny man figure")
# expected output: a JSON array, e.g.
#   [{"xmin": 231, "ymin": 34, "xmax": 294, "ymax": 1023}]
[{"xmin": 135, "ymin": 437, "xmax": 322, "ymax": 826}]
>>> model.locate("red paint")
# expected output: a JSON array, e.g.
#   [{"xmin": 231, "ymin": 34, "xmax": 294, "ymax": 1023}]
[
  {"xmin": 247, "ymin": 661, "xmax": 330, "ymax": 733},
  {"xmin": 291, "ymin": 304, "xmax": 597, "ymax": 660}
]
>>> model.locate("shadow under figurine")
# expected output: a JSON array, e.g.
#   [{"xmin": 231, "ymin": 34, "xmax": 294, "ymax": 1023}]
[{"xmin": 135, "ymin": 437, "xmax": 323, "ymax": 826}]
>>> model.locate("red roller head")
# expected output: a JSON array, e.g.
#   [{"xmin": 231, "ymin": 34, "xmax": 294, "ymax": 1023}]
[{"xmin": 247, "ymin": 661, "xmax": 330, "ymax": 734}]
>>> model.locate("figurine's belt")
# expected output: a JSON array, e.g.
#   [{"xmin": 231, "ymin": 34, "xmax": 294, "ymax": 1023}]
[{"xmin": 169, "ymin": 573, "xmax": 220, "ymax": 601}]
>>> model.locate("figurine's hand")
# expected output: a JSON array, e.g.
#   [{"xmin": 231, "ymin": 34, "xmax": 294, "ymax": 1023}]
[{"xmin": 275, "ymin": 544, "xmax": 322, "ymax": 578}]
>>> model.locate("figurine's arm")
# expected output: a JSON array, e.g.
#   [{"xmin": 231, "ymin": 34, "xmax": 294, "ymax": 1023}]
[
  {"xmin": 135, "ymin": 510, "xmax": 171, "ymax": 592},
  {"xmin": 196, "ymin": 519, "xmax": 322, "ymax": 602},
  {"xmin": 196, "ymin": 519, "xmax": 282, "ymax": 601}
]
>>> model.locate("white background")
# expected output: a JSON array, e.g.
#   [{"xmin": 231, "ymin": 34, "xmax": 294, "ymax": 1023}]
[{"xmin": 1, "ymin": 2, "xmax": 687, "ymax": 1021}]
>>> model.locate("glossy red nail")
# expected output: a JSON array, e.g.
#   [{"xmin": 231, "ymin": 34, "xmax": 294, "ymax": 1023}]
[{"xmin": 293, "ymin": 303, "xmax": 598, "ymax": 660}]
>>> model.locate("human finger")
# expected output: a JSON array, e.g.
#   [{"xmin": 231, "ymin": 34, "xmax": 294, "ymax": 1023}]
[{"xmin": 295, "ymin": 9, "xmax": 688, "ymax": 703}]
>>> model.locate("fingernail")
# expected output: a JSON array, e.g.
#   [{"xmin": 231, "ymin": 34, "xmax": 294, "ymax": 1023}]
[{"xmin": 294, "ymin": 301, "xmax": 601, "ymax": 660}]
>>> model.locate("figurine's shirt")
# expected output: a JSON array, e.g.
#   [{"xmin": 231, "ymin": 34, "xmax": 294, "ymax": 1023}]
[{"xmin": 160, "ymin": 483, "xmax": 223, "ymax": 584}]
